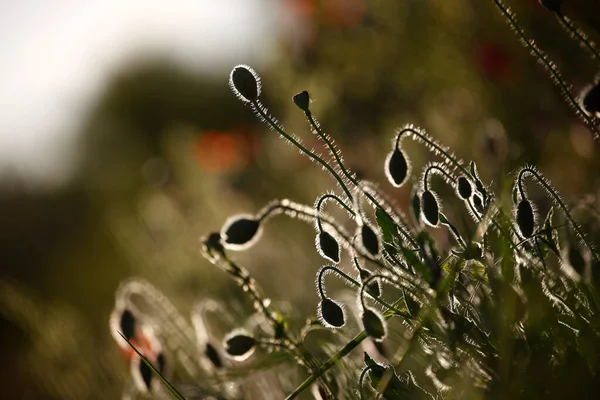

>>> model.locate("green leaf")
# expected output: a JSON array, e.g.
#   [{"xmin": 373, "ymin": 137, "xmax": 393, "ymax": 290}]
[{"xmin": 376, "ymin": 207, "xmax": 398, "ymax": 244}]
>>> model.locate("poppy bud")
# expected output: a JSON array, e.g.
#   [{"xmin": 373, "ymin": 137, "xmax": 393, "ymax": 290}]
[
  {"xmin": 385, "ymin": 149, "xmax": 410, "ymax": 187},
  {"xmin": 421, "ymin": 191, "xmax": 440, "ymax": 227},
  {"xmin": 221, "ymin": 215, "xmax": 262, "ymax": 250},
  {"xmin": 539, "ymin": 0, "xmax": 562, "ymax": 13},
  {"xmin": 581, "ymin": 83, "xmax": 600, "ymax": 117},
  {"xmin": 457, "ymin": 176, "xmax": 472, "ymax": 200},
  {"xmin": 472, "ymin": 193, "xmax": 484, "ymax": 214},
  {"xmin": 360, "ymin": 269, "xmax": 381, "ymax": 298},
  {"xmin": 293, "ymin": 91, "xmax": 310, "ymax": 113},
  {"xmin": 361, "ymin": 224, "xmax": 380, "ymax": 257},
  {"xmin": 224, "ymin": 332, "xmax": 256, "ymax": 361},
  {"xmin": 204, "ymin": 342, "xmax": 223, "ymax": 369},
  {"xmin": 317, "ymin": 231, "xmax": 340, "ymax": 264},
  {"xmin": 229, "ymin": 65, "xmax": 261, "ymax": 103},
  {"xmin": 139, "ymin": 358, "xmax": 153, "ymax": 391},
  {"xmin": 361, "ymin": 308, "xmax": 386, "ymax": 342},
  {"xmin": 318, "ymin": 297, "xmax": 346, "ymax": 329},
  {"xmin": 120, "ymin": 309, "xmax": 136, "ymax": 341},
  {"xmin": 516, "ymin": 199, "xmax": 535, "ymax": 238}
]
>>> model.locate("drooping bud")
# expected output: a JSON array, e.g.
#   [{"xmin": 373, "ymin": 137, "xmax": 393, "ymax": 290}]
[
  {"xmin": 539, "ymin": 0, "xmax": 562, "ymax": 13},
  {"xmin": 360, "ymin": 223, "xmax": 380, "ymax": 257},
  {"xmin": 385, "ymin": 149, "xmax": 410, "ymax": 187},
  {"xmin": 316, "ymin": 231, "xmax": 340, "ymax": 264},
  {"xmin": 221, "ymin": 215, "xmax": 262, "ymax": 250},
  {"xmin": 138, "ymin": 358, "xmax": 153, "ymax": 391},
  {"xmin": 421, "ymin": 191, "xmax": 440, "ymax": 227},
  {"xmin": 318, "ymin": 297, "xmax": 346, "ymax": 329},
  {"xmin": 568, "ymin": 245, "xmax": 586, "ymax": 275},
  {"xmin": 229, "ymin": 65, "xmax": 261, "ymax": 103},
  {"xmin": 472, "ymin": 193, "xmax": 484, "ymax": 214},
  {"xmin": 581, "ymin": 83, "xmax": 600, "ymax": 117},
  {"xmin": 205, "ymin": 342, "xmax": 224, "ymax": 369},
  {"xmin": 515, "ymin": 199, "xmax": 535, "ymax": 238},
  {"xmin": 360, "ymin": 269, "xmax": 381, "ymax": 298},
  {"xmin": 293, "ymin": 91, "xmax": 310, "ymax": 113},
  {"xmin": 456, "ymin": 176, "xmax": 472, "ymax": 200},
  {"xmin": 120, "ymin": 309, "xmax": 136, "ymax": 341},
  {"xmin": 224, "ymin": 332, "xmax": 256, "ymax": 361},
  {"xmin": 361, "ymin": 308, "xmax": 386, "ymax": 342}
]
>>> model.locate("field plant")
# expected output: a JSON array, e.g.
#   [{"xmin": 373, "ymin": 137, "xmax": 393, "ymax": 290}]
[{"xmin": 109, "ymin": 1, "xmax": 600, "ymax": 399}]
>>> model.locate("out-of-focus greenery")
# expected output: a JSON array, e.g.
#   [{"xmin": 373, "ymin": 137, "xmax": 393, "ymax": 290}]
[{"xmin": 1, "ymin": 0, "xmax": 600, "ymax": 398}]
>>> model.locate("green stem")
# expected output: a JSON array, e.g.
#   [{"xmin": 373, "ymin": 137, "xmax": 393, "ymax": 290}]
[
  {"xmin": 252, "ymin": 100, "xmax": 353, "ymax": 199},
  {"xmin": 557, "ymin": 14, "xmax": 600, "ymax": 64}
]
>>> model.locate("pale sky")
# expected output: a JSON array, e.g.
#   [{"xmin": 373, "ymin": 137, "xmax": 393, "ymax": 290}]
[{"xmin": 0, "ymin": 0, "xmax": 279, "ymax": 187}]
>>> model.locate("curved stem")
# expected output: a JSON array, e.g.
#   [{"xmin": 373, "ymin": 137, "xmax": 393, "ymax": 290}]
[
  {"xmin": 252, "ymin": 100, "xmax": 353, "ymax": 199},
  {"xmin": 360, "ymin": 274, "xmax": 425, "ymax": 314},
  {"xmin": 318, "ymin": 266, "xmax": 412, "ymax": 319},
  {"xmin": 490, "ymin": 0, "xmax": 600, "ymax": 141},
  {"xmin": 518, "ymin": 167, "xmax": 599, "ymax": 261},
  {"xmin": 423, "ymin": 163, "xmax": 456, "ymax": 192},
  {"xmin": 316, "ymin": 193, "xmax": 355, "ymax": 232},
  {"xmin": 396, "ymin": 126, "xmax": 470, "ymax": 177}
]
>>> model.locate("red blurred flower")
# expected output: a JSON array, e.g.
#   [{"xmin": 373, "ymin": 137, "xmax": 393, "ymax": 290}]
[
  {"xmin": 474, "ymin": 40, "xmax": 515, "ymax": 83},
  {"xmin": 194, "ymin": 128, "xmax": 258, "ymax": 173}
]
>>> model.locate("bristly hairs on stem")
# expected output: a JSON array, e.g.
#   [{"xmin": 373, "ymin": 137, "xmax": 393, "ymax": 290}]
[
  {"xmin": 490, "ymin": 0, "xmax": 600, "ymax": 142},
  {"xmin": 555, "ymin": 12, "xmax": 600, "ymax": 65},
  {"xmin": 516, "ymin": 166, "xmax": 600, "ymax": 261},
  {"xmin": 314, "ymin": 192, "xmax": 355, "ymax": 232}
]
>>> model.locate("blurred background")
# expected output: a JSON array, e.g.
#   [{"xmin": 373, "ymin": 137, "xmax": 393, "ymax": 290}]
[{"xmin": 1, "ymin": 0, "xmax": 599, "ymax": 398}]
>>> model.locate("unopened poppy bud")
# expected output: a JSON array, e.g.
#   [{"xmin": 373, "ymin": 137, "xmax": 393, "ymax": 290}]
[
  {"xmin": 472, "ymin": 193, "xmax": 484, "ymax": 214},
  {"xmin": 581, "ymin": 83, "xmax": 600, "ymax": 117},
  {"xmin": 224, "ymin": 332, "xmax": 256, "ymax": 361},
  {"xmin": 317, "ymin": 231, "xmax": 340, "ymax": 263},
  {"xmin": 361, "ymin": 308, "xmax": 386, "ymax": 342},
  {"xmin": 318, "ymin": 297, "xmax": 346, "ymax": 329},
  {"xmin": 457, "ymin": 176, "xmax": 472, "ymax": 200},
  {"xmin": 293, "ymin": 90, "xmax": 310, "ymax": 113},
  {"xmin": 205, "ymin": 342, "xmax": 223, "ymax": 369},
  {"xmin": 421, "ymin": 190, "xmax": 440, "ymax": 227},
  {"xmin": 221, "ymin": 215, "xmax": 262, "ymax": 250},
  {"xmin": 385, "ymin": 149, "xmax": 410, "ymax": 187},
  {"xmin": 120, "ymin": 309, "xmax": 136, "ymax": 341},
  {"xmin": 360, "ymin": 269, "xmax": 381, "ymax": 298},
  {"xmin": 139, "ymin": 359, "xmax": 153, "ymax": 391},
  {"xmin": 516, "ymin": 199, "xmax": 535, "ymax": 238},
  {"xmin": 360, "ymin": 224, "xmax": 380, "ymax": 257},
  {"xmin": 229, "ymin": 65, "xmax": 261, "ymax": 103},
  {"xmin": 539, "ymin": 0, "xmax": 562, "ymax": 13}
]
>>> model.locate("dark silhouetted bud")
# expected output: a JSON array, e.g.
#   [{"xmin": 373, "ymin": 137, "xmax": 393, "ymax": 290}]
[
  {"xmin": 221, "ymin": 216, "xmax": 262, "ymax": 249},
  {"xmin": 457, "ymin": 176, "xmax": 472, "ymax": 200},
  {"xmin": 139, "ymin": 359, "xmax": 153, "ymax": 390},
  {"xmin": 318, "ymin": 298, "xmax": 346, "ymax": 329},
  {"xmin": 203, "ymin": 232, "xmax": 224, "ymax": 254},
  {"xmin": 360, "ymin": 269, "xmax": 381, "ymax": 298},
  {"xmin": 582, "ymin": 83, "xmax": 600, "ymax": 116},
  {"xmin": 385, "ymin": 149, "xmax": 410, "ymax": 187},
  {"xmin": 293, "ymin": 91, "xmax": 310, "ymax": 113},
  {"xmin": 229, "ymin": 65, "xmax": 261, "ymax": 102},
  {"xmin": 224, "ymin": 332, "xmax": 256, "ymax": 361},
  {"xmin": 421, "ymin": 191, "xmax": 440, "ymax": 227},
  {"xmin": 539, "ymin": 0, "xmax": 562, "ymax": 13},
  {"xmin": 361, "ymin": 224, "xmax": 380, "ymax": 257},
  {"xmin": 516, "ymin": 199, "xmax": 535, "ymax": 238},
  {"xmin": 120, "ymin": 309, "xmax": 136, "ymax": 341},
  {"xmin": 317, "ymin": 231, "xmax": 340, "ymax": 263},
  {"xmin": 362, "ymin": 308, "xmax": 386, "ymax": 342},
  {"xmin": 205, "ymin": 342, "xmax": 223, "ymax": 369}
]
